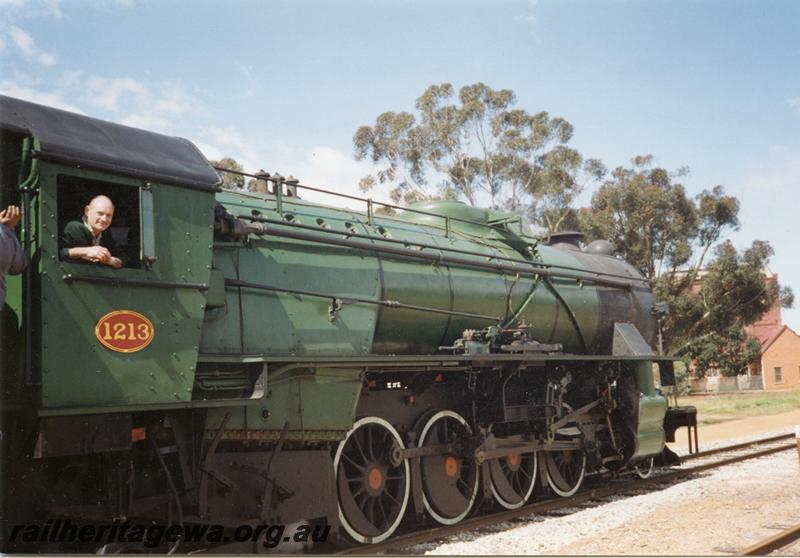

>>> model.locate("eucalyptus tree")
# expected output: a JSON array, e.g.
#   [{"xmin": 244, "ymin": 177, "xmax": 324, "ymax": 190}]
[
  {"xmin": 210, "ymin": 157, "xmax": 245, "ymax": 190},
  {"xmin": 353, "ymin": 82, "xmax": 603, "ymax": 231},
  {"xmin": 579, "ymin": 156, "xmax": 794, "ymax": 374}
]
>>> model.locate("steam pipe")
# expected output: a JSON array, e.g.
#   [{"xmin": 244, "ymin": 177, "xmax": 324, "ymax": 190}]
[
  {"xmin": 249, "ymin": 223, "xmax": 639, "ymax": 291},
  {"xmin": 237, "ymin": 213, "xmax": 648, "ymax": 284}
]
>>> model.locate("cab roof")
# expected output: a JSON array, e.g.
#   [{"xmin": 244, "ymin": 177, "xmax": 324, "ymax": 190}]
[{"xmin": 0, "ymin": 95, "xmax": 221, "ymax": 190}]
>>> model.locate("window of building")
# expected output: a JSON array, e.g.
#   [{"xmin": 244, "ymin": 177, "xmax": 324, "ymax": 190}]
[
  {"xmin": 774, "ymin": 366, "xmax": 783, "ymax": 384},
  {"xmin": 57, "ymin": 175, "xmax": 142, "ymax": 269}
]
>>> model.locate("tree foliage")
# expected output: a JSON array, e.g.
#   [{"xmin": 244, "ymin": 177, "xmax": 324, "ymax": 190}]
[
  {"xmin": 210, "ymin": 157, "xmax": 245, "ymax": 190},
  {"xmin": 678, "ymin": 241, "xmax": 791, "ymax": 376},
  {"xmin": 682, "ymin": 326, "xmax": 762, "ymax": 378},
  {"xmin": 579, "ymin": 156, "xmax": 793, "ymax": 375},
  {"xmin": 579, "ymin": 155, "xmax": 727, "ymax": 280},
  {"xmin": 353, "ymin": 82, "xmax": 604, "ymax": 231}
]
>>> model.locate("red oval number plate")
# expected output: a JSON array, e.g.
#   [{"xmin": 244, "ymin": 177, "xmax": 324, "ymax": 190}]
[{"xmin": 95, "ymin": 310, "xmax": 155, "ymax": 353}]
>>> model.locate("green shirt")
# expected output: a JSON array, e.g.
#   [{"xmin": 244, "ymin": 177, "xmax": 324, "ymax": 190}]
[{"xmin": 59, "ymin": 219, "xmax": 120, "ymax": 263}]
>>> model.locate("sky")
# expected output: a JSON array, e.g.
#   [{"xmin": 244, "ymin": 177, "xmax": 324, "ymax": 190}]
[{"xmin": 1, "ymin": 0, "xmax": 799, "ymax": 329}]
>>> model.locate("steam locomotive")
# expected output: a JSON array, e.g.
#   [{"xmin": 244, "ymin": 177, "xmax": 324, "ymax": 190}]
[{"xmin": 0, "ymin": 95, "xmax": 684, "ymax": 551}]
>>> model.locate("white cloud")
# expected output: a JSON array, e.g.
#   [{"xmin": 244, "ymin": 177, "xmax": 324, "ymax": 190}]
[
  {"xmin": 42, "ymin": 0, "xmax": 63, "ymax": 18},
  {"xmin": 0, "ymin": 0, "xmax": 63, "ymax": 20},
  {"xmin": 517, "ymin": 0, "xmax": 539, "ymax": 26},
  {"xmin": 51, "ymin": 72, "xmax": 203, "ymax": 122},
  {"xmin": 2, "ymin": 72, "xmax": 209, "ymax": 142},
  {"xmin": 193, "ymin": 140, "xmax": 226, "ymax": 164},
  {"xmin": 233, "ymin": 62, "xmax": 260, "ymax": 100},
  {"xmin": 743, "ymin": 145, "xmax": 800, "ymax": 194},
  {"xmin": 119, "ymin": 112, "xmax": 169, "ymax": 133},
  {"xmin": 7, "ymin": 26, "xmax": 57, "ymax": 66},
  {"xmin": 789, "ymin": 97, "xmax": 800, "ymax": 114},
  {"xmin": 0, "ymin": 81, "xmax": 83, "ymax": 113},
  {"xmin": 151, "ymin": 82, "xmax": 199, "ymax": 115},
  {"xmin": 192, "ymin": 132, "xmax": 387, "ymax": 210},
  {"xmin": 288, "ymin": 146, "xmax": 391, "ymax": 207},
  {"xmin": 206, "ymin": 126, "xmax": 251, "ymax": 155},
  {"xmin": 196, "ymin": 125, "xmax": 265, "ymax": 172},
  {"xmin": 83, "ymin": 75, "xmax": 149, "ymax": 110}
]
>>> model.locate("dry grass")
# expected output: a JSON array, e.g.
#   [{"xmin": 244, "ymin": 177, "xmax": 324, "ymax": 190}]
[{"xmin": 678, "ymin": 389, "xmax": 800, "ymax": 425}]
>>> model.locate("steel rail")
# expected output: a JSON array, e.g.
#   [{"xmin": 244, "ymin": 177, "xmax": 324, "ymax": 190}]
[
  {"xmin": 738, "ymin": 523, "xmax": 800, "ymax": 556},
  {"xmin": 334, "ymin": 435, "xmax": 797, "ymax": 555},
  {"xmin": 682, "ymin": 432, "xmax": 794, "ymax": 461}
]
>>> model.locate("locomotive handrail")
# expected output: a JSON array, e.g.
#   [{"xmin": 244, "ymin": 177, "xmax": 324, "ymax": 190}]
[
  {"xmin": 19, "ymin": 136, "xmax": 39, "ymax": 388},
  {"xmin": 224, "ymin": 278, "xmax": 502, "ymax": 322},
  {"xmin": 240, "ymin": 213, "xmax": 518, "ymax": 261},
  {"xmin": 63, "ymin": 274, "xmax": 209, "ymax": 291},
  {"xmin": 237, "ymin": 213, "xmax": 650, "ymax": 285},
  {"xmin": 214, "ymin": 166, "xmax": 522, "ymax": 236},
  {"xmin": 245, "ymin": 223, "xmax": 641, "ymax": 290}
]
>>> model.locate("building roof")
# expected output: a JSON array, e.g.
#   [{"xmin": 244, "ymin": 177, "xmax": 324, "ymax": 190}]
[
  {"xmin": 752, "ymin": 325, "xmax": 781, "ymax": 346},
  {"xmin": 0, "ymin": 95, "xmax": 220, "ymax": 190},
  {"xmin": 761, "ymin": 325, "xmax": 799, "ymax": 353}
]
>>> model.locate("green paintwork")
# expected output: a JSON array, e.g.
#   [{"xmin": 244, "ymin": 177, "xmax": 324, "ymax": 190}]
[
  {"xmin": 203, "ymin": 367, "xmax": 362, "ymax": 436},
  {"xmin": 202, "ymin": 192, "xmax": 381, "ymax": 355},
  {"xmin": 201, "ymin": 196, "xmax": 605, "ymax": 358},
  {"xmin": 632, "ymin": 394, "xmax": 668, "ymax": 459},
  {"xmin": 629, "ymin": 360, "xmax": 668, "ymax": 459},
  {"xmin": 34, "ymin": 162, "xmax": 214, "ymax": 408},
  {"xmin": 3, "ymin": 133, "xmax": 659, "ymax": 448}
]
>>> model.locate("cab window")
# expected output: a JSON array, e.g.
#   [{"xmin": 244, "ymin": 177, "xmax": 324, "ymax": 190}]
[{"xmin": 57, "ymin": 175, "xmax": 141, "ymax": 269}]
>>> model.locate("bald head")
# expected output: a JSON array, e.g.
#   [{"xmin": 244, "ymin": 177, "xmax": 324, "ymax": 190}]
[{"xmin": 84, "ymin": 195, "xmax": 115, "ymax": 235}]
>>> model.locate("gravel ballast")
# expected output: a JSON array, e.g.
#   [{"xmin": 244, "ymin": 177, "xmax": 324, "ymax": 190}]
[{"xmin": 414, "ymin": 436, "xmax": 800, "ymax": 555}]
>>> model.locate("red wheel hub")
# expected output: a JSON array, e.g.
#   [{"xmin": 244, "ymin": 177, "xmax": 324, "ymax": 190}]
[
  {"xmin": 444, "ymin": 456, "xmax": 459, "ymax": 478},
  {"xmin": 368, "ymin": 467, "xmax": 383, "ymax": 490}
]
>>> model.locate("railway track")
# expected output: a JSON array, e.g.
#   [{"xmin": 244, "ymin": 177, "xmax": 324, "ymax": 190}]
[
  {"xmin": 737, "ymin": 522, "xmax": 800, "ymax": 556},
  {"xmin": 334, "ymin": 433, "xmax": 796, "ymax": 555}
]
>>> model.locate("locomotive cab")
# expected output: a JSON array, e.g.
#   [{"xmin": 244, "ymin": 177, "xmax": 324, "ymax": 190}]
[{"xmin": 0, "ymin": 95, "xmax": 220, "ymax": 413}]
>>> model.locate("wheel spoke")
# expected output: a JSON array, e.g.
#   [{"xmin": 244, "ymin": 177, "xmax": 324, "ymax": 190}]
[
  {"xmin": 352, "ymin": 431, "xmax": 369, "ymax": 465},
  {"xmin": 489, "ymin": 446, "xmax": 537, "ymax": 510},
  {"xmin": 418, "ymin": 411, "xmax": 479, "ymax": 525},
  {"xmin": 545, "ymin": 446, "xmax": 585, "ymax": 497},
  {"xmin": 342, "ymin": 451, "xmax": 366, "ymax": 471},
  {"xmin": 376, "ymin": 496, "xmax": 389, "ymax": 526},
  {"xmin": 334, "ymin": 417, "xmax": 410, "ymax": 544},
  {"xmin": 366, "ymin": 426, "xmax": 375, "ymax": 461}
]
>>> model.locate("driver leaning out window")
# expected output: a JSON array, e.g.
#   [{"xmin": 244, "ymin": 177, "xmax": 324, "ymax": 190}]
[{"xmin": 59, "ymin": 195, "xmax": 125, "ymax": 268}]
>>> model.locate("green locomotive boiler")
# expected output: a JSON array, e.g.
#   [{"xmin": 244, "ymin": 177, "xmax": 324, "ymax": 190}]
[{"xmin": 0, "ymin": 96, "xmax": 682, "ymax": 550}]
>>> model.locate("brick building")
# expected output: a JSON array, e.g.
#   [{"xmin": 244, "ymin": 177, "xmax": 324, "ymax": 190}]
[
  {"xmin": 749, "ymin": 325, "xmax": 800, "ymax": 390},
  {"xmin": 743, "ymin": 272, "xmax": 800, "ymax": 390},
  {"xmin": 687, "ymin": 269, "xmax": 799, "ymax": 391},
  {"xmin": 743, "ymin": 269, "xmax": 783, "ymax": 346}
]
